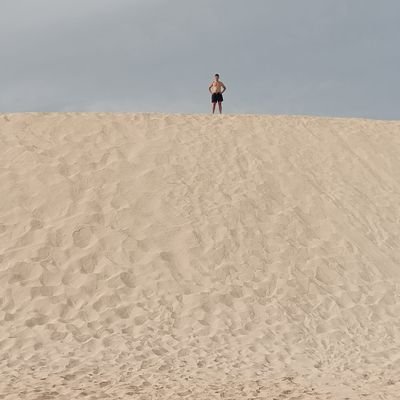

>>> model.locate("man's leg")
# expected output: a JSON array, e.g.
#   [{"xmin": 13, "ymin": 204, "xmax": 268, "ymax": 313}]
[
  {"xmin": 218, "ymin": 101, "xmax": 222, "ymax": 114},
  {"xmin": 212, "ymin": 102, "xmax": 217, "ymax": 114}
]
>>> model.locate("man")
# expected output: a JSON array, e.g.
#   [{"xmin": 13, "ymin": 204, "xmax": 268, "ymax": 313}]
[{"xmin": 209, "ymin": 74, "xmax": 226, "ymax": 114}]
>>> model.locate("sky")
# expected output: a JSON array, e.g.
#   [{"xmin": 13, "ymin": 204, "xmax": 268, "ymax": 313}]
[{"xmin": 1, "ymin": 0, "xmax": 400, "ymax": 119}]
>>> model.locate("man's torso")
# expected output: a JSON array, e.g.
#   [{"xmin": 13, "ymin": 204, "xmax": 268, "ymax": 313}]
[{"xmin": 211, "ymin": 81, "xmax": 224, "ymax": 93}]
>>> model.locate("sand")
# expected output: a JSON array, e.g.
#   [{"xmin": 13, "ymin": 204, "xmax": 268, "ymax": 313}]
[{"xmin": 1, "ymin": 112, "xmax": 400, "ymax": 399}]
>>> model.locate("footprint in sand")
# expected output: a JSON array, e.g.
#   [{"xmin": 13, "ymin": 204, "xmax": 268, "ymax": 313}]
[
  {"xmin": 120, "ymin": 271, "xmax": 136, "ymax": 288},
  {"xmin": 73, "ymin": 226, "xmax": 93, "ymax": 248},
  {"xmin": 30, "ymin": 219, "xmax": 44, "ymax": 230},
  {"xmin": 79, "ymin": 253, "xmax": 98, "ymax": 273}
]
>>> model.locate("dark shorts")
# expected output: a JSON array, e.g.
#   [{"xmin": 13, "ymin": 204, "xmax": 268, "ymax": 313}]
[{"xmin": 211, "ymin": 92, "xmax": 223, "ymax": 103}]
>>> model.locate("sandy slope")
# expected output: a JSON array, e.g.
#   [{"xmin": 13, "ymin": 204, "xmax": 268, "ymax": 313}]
[{"xmin": 1, "ymin": 112, "xmax": 400, "ymax": 399}]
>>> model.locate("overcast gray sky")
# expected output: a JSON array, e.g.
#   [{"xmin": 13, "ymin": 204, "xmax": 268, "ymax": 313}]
[{"xmin": 1, "ymin": 0, "xmax": 399, "ymax": 119}]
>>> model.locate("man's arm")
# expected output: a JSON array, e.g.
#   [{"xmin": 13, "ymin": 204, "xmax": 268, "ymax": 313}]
[
  {"xmin": 208, "ymin": 83, "xmax": 213, "ymax": 93},
  {"xmin": 221, "ymin": 82, "xmax": 226, "ymax": 93}
]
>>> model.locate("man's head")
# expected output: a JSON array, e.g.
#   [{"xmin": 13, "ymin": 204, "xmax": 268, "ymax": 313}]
[{"xmin": 214, "ymin": 73, "xmax": 220, "ymax": 81}]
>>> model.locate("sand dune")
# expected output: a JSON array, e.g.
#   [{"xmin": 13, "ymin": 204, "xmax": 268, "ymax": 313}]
[{"xmin": 1, "ymin": 112, "xmax": 400, "ymax": 399}]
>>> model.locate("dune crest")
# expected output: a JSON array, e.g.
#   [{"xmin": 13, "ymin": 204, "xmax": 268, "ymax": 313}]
[{"xmin": 1, "ymin": 112, "xmax": 400, "ymax": 399}]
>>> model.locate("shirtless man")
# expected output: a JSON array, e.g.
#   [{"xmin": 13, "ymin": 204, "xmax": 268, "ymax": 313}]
[{"xmin": 209, "ymin": 74, "xmax": 226, "ymax": 114}]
